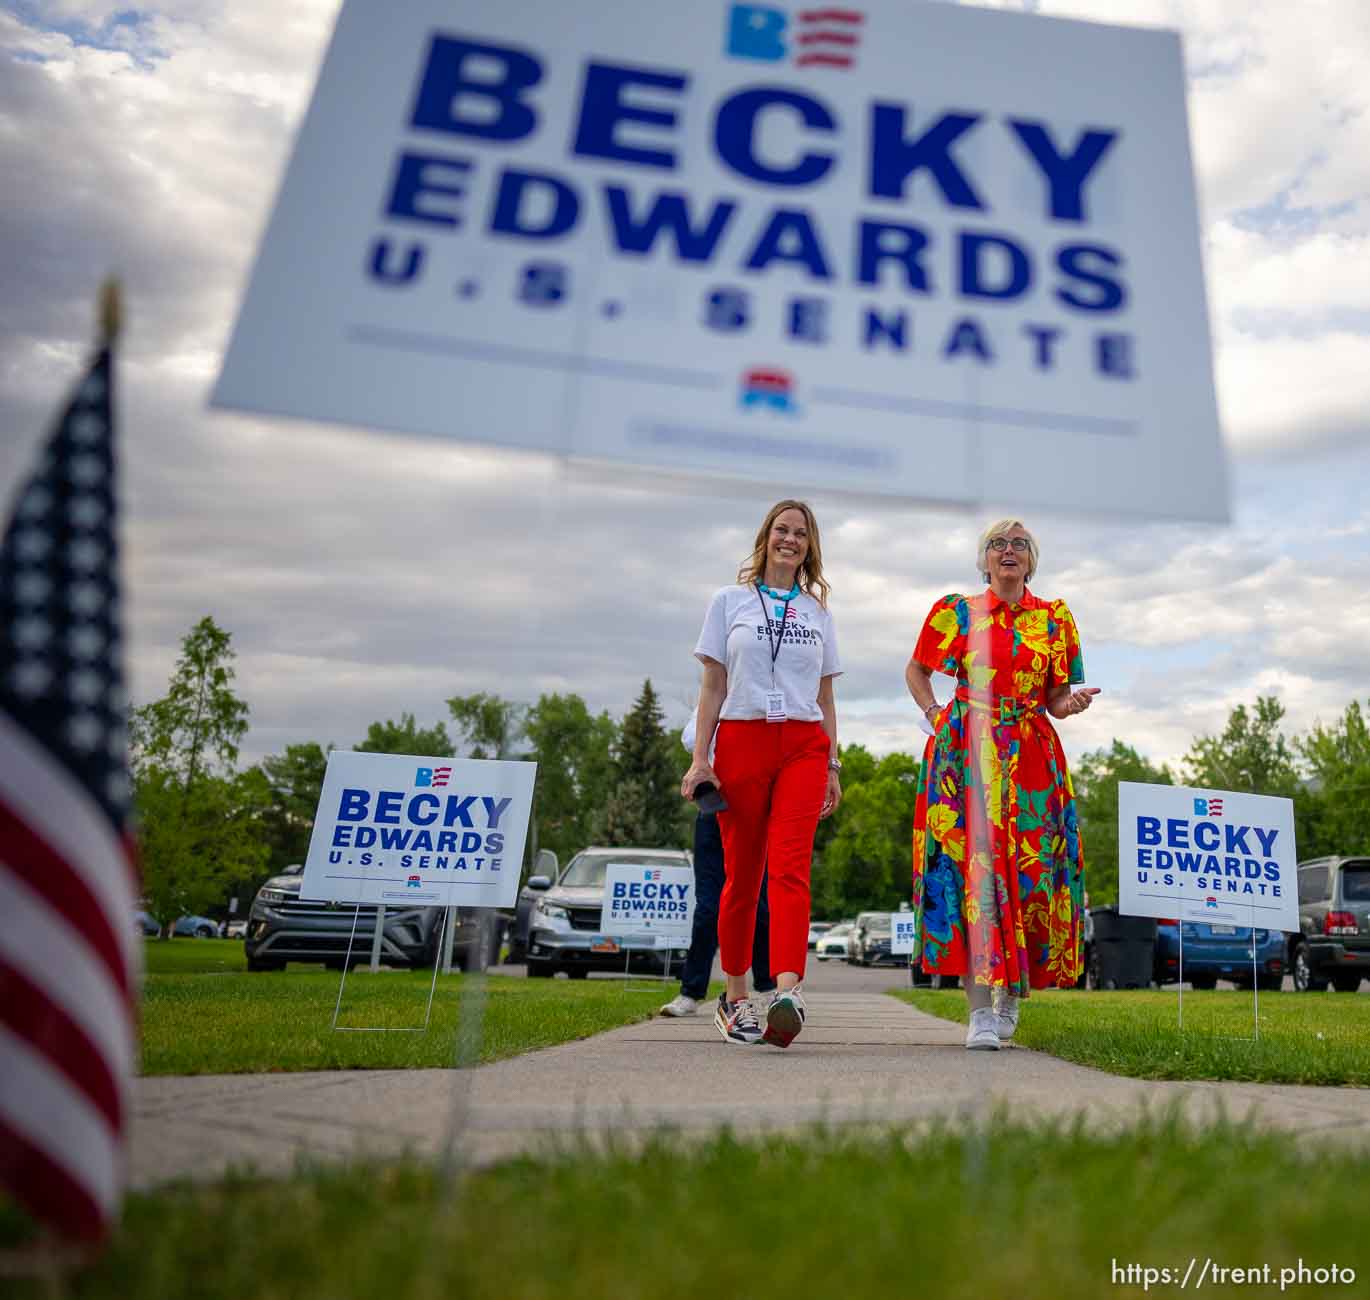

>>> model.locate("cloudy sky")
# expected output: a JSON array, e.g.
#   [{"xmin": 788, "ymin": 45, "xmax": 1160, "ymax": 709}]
[{"xmin": 2, "ymin": 0, "xmax": 1367, "ymax": 777}]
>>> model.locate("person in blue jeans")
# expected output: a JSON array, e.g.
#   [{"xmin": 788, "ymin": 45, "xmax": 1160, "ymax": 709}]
[{"xmin": 660, "ymin": 727, "xmax": 774, "ymax": 1017}]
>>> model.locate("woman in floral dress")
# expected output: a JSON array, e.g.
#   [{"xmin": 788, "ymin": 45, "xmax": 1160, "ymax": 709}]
[{"xmin": 904, "ymin": 518, "xmax": 1100, "ymax": 1050}]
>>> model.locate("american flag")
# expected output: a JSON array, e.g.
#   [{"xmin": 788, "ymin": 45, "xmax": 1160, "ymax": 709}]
[
  {"xmin": 794, "ymin": 8, "xmax": 864, "ymax": 69},
  {"xmin": 0, "ymin": 306, "xmax": 139, "ymax": 1242}
]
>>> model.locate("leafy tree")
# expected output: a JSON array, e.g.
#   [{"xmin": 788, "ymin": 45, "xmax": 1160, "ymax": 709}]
[
  {"xmin": 356, "ymin": 712, "xmax": 451, "ymax": 756},
  {"xmin": 447, "ymin": 691, "xmax": 525, "ymax": 758},
  {"xmin": 523, "ymin": 693, "xmax": 617, "ymax": 863},
  {"xmin": 256, "ymin": 741, "xmax": 330, "ymax": 872},
  {"xmin": 1183, "ymin": 696, "xmax": 1300, "ymax": 797},
  {"xmin": 1297, "ymin": 699, "xmax": 1370, "ymax": 858},
  {"xmin": 593, "ymin": 680, "xmax": 682, "ymax": 847},
  {"xmin": 129, "ymin": 617, "xmax": 267, "ymax": 935},
  {"xmin": 1072, "ymin": 740, "xmax": 1173, "ymax": 906}
]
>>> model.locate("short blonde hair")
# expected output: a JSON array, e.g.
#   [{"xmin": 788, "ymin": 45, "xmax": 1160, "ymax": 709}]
[
  {"xmin": 977, "ymin": 518, "xmax": 1039, "ymax": 583},
  {"xmin": 738, "ymin": 499, "xmax": 830, "ymax": 607}
]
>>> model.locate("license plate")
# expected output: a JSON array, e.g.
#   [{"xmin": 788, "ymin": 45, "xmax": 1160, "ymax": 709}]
[
  {"xmin": 1209, "ymin": 925, "xmax": 1237, "ymax": 935},
  {"xmin": 591, "ymin": 939, "xmax": 620, "ymax": 954}
]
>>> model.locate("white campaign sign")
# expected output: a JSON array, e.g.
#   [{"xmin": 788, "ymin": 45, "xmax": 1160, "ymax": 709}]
[
  {"xmin": 600, "ymin": 863, "xmax": 695, "ymax": 940},
  {"xmin": 302, "ymin": 750, "xmax": 535, "ymax": 907},
  {"xmin": 890, "ymin": 912, "xmax": 917, "ymax": 955},
  {"xmin": 212, "ymin": 0, "xmax": 1226, "ymax": 521},
  {"xmin": 1117, "ymin": 782, "xmax": 1298, "ymax": 931}
]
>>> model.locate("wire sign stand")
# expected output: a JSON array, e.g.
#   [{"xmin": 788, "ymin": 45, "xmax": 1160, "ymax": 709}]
[{"xmin": 330, "ymin": 902, "xmax": 448, "ymax": 1033}]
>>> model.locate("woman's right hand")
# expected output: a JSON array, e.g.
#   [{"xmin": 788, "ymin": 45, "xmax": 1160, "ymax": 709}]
[{"xmin": 680, "ymin": 760, "xmax": 719, "ymax": 801}]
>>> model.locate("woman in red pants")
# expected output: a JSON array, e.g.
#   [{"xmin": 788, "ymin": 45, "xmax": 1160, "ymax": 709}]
[{"xmin": 681, "ymin": 500, "xmax": 842, "ymax": 1048}]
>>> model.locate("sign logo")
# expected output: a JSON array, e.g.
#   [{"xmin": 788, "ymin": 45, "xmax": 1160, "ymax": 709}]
[
  {"xmin": 1205, "ymin": 896, "xmax": 1218, "ymax": 908},
  {"xmin": 740, "ymin": 366, "xmax": 796, "ymax": 412},
  {"xmin": 726, "ymin": 4, "xmax": 865, "ymax": 69},
  {"xmin": 643, "ymin": 868, "xmax": 662, "ymax": 881},
  {"xmin": 415, "ymin": 765, "xmax": 452, "ymax": 788},
  {"xmin": 407, "ymin": 874, "xmax": 422, "ymax": 888},
  {"xmin": 1193, "ymin": 797, "xmax": 1224, "ymax": 817}
]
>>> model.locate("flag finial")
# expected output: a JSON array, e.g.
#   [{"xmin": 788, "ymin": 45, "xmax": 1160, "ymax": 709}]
[{"xmin": 98, "ymin": 278, "xmax": 122, "ymax": 347}]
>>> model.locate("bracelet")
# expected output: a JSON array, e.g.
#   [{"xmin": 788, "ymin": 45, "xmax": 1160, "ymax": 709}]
[{"xmin": 922, "ymin": 701, "xmax": 939, "ymax": 719}]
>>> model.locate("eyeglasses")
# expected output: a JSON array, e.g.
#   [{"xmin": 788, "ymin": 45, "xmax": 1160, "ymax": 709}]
[{"xmin": 986, "ymin": 537, "xmax": 1031, "ymax": 553}]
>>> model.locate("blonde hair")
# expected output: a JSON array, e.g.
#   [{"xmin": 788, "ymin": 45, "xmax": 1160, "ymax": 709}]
[
  {"xmin": 738, "ymin": 499, "xmax": 830, "ymax": 607},
  {"xmin": 977, "ymin": 518, "xmax": 1039, "ymax": 583}
]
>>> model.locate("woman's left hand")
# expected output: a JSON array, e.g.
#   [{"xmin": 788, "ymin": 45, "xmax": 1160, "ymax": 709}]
[
  {"xmin": 820, "ymin": 769, "xmax": 842, "ymax": 819},
  {"xmin": 1065, "ymin": 687, "xmax": 1100, "ymax": 716}
]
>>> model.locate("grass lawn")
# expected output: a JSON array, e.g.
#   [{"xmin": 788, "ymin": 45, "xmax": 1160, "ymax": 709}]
[
  {"xmin": 897, "ymin": 987, "xmax": 1370, "ymax": 1086},
  {"xmin": 6, "ymin": 1117, "xmax": 1368, "ymax": 1299},
  {"xmin": 139, "ymin": 940, "xmax": 672, "ymax": 1074}
]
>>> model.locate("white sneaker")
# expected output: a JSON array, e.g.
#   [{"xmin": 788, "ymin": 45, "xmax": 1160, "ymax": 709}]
[
  {"xmin": 762, "ymin": 985, "xmax": 807, "ymax": 1049},
  {"xmin": 965, "ymin": 1007, "xmax": 1001, "ymax": 1051},
  {"xmin": 659, "ymin": 993, "xmax": 700, "ymax": 1018},
  {"xmin": 992, "ymin": 988, "xmax": 1019, "ymax": 1040}
]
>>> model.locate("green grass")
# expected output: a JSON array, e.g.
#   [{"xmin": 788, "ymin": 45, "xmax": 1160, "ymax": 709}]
[
  {"xmin": 141, "ymin": 937, "xmax": 246, "ymax": 975},
  {"xmin": 141, "ymin": 967, "xmax": 670, "ymax": 1074},
  {"xmin": 6, "ymin": 1117, "xmax": 1369, "ymax": 1299},
  {"xmin": 896, "ymin": 987, "xmax": 1370, "ymax": 1086}
]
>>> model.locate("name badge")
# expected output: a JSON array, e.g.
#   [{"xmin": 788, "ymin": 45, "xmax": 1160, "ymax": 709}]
[{"xmin": 766, "ymin": 691, "xmax": 786, "ymax": 723}]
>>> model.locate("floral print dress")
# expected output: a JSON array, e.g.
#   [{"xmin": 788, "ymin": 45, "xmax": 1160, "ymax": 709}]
[{"xmin": 910, "ymin": 589, "xmax": 1086, "ymax": 993}]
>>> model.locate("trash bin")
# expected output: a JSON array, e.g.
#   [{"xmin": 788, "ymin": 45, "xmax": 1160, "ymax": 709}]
[{"xmin": 1088, "ymin": 906, "xmax": 1156, "ymax": 989}]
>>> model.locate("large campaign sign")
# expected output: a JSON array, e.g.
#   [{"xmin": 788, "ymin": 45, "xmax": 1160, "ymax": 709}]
[
  {"xmin": 600, "ymin": 862, "xmax": 695, "ymax": 942},
  {"xmin": 1118, "ymin": 782, "xmax": 1298, "ymax": 932},
  {"xmin": 890, "ymin": 912, "xmax": 917, "ymax": 955},
  {"xmin": 302, "ymin": 750, "xmax": 535, "ymax": 907},
  {"xmin": 213, "ymin": 0, "xmax": 1226, "ymax": 521}
]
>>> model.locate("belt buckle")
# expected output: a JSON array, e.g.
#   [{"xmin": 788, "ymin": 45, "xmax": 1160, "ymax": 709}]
[{"xmin": 998, "ymin": 696, "xmax": 1018, "ymax": 725}]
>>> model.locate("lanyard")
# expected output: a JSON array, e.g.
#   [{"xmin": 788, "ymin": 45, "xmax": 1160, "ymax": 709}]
[{"xmin": 755, "ymin": 582, "xmax": 797, "ymax": 681}]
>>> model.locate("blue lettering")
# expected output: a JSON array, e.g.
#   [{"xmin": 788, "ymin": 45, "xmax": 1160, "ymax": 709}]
[
  {"xmin": 368, "ymin": 238, "xmax": 424, "ymax": 285},
  {"xmin": 380, "ymin": 828, "xmax": 412, "ymax": 850},
  {"xmin": 1007, "ymin": 121, "xmax": 1118, "ymax": 222},
  {"xmin": 374, "ymin": 790, "xmax": 403, "ymax": 825},
  {"xmin": 490, "ymin": 169, "xmax": 579, "ymax": 239},
  {"xmin": 1224, "ymin": 824, "xmax": 1253, "ymax": 855},
  {"xmin": 332, "ymin": 826, "xmax": 352, "ymax": 848},
  {"xmin": 354, "ymin": 828, "xmax": 377, "ymax": 849},
  {"xmin": 1175, "ymin": 851, "xmax": 1202, "ymax": 873},
  {"xmin": 385, "ymin": 152, "xmax": 471, "ymax": 228},
  {"xmin": 573, "ymin": 63, "xmax": 687, "ymax": 170},
  {"xmin": 518, "ymin": 261, "xmax": 569, "ymax": 306},
  {"xmin": 727, "ymin": 4, "xmax": 787, "ymax": 61},
  {"xmin": 715, "ymin": 88, "xmax": 836, "ymax": 187},
  {"xmin": 605, "ymin": 187, "xmax": 735, "ymax": 260},
  {"xmin": 1194, "ymin": 821, "xmax": 1220, "ymax": 851},
  {"xmin": 1056, "ymin": 245, "xmax": 1126, "ymax": 312},
  {"xmin": 612, "ymin": 882, "xmax": 627, "ymax": 898},
  {"xmin": 1253, "ymin": 826, "xmax": 1278, "ymax": 856},
  {"xmin": 743, "ymin": 209, "xmax": 832, "ymax": 279},
  {"xmin": 1137, "ymin": 816, "xmax": 1162, "ymax": 846},
  {"xmin": 1096, "ymin": 332, "xmax": 1135, "ymax": 379},
  {"xmin": 868, "ymin": 106, "xmax": 984, "ymax": 208},
  {"xmin": 942, "ymin": 317, "xmax": 993, "ymax": 363},
  {"xmin": 863, "ymin": 308, "xmax": 909, "ymax": 351},
  {"xmin": 437, "ymin": 831, "xmax": 458, "ymax": 852},
  {"xmin": 461, "ymin": 831, "xmax": 483, "ymax": 853},
  {"xmin": 443, "ymin": 796, "xmax": 478, "ymax": 828},
  {"xmin": 338, "ymin": 788, "xmax": 370, "ymax": 822},
  {"xmin": 959, "ymin": 232, "xmax": 1031, "ymax": 301},
  {"xmin": 408, "ymin": 794, "xmax": 439, "ymax": 826},
  {"xmin": 487, "ymin": 832, "xmax": 505, "ymax": 853},
  {"xmin": 704, "ymin": 286, "xmax": 750, "ymax": 331},
  {"xmin": 788, "ymin": 296, "xmax": 828, "ymax": 343},
  {"xmin": 856, "ymin": 221, "xmax": 931, "ymax": 291},
  {"xmin": 1166, "ymin": 818, "xmax": 1190, "ymax": 849},
  {"xmin": 1022, "ymin": 324, "xmax": 1060, "ymax": 370},
  {"xmin": 410, "ymin": 37, "xmax": 542, "ymax": 142},
  {"xmin": 481, "ymin": 796, "xmax": 513, "ymax": 829}
]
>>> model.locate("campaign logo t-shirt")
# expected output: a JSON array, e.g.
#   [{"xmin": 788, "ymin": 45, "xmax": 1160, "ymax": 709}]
[{"xmin": 693, "ymin": 584, "xmax": 841, "ymax": 722}]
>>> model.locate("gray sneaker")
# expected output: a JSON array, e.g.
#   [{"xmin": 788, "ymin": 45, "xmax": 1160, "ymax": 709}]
[
  {"xmin": 659, "ymin": 994, "xmax": 700, "ymax": 1018},
  {"xmin": 992, "ymin": 988, "xmax": 1020, "ymax": 1040},
  {"xmin": 965, "ymin": 1006, "xmax": 1001, "ymax": 1051}
]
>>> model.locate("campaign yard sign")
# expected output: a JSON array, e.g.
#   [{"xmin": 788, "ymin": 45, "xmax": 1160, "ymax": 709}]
[
  {"xmin": 600, "ymin": 863, "xmax": 695, "ymax": 942},
  {"xmin": 213, "ymin": 0, "xmax": 1226, "ymax": 522},
  {"xmin": 890, "ymin": 912, "xmax": 917, "ymax": 955},
  {"xmin": 302, "ymin": 750, "xmax": 535, "ymax": 907},
  {"xmin": 1118, "ymin": 782, "xmax": 1298, "ymax": 932}
]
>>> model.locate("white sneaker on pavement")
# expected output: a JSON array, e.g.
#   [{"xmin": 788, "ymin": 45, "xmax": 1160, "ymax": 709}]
[
  {"xmin": 659, "ymin": 994, "xmax": 700, "ymax": 1018},
  {"xmin": 762, "ymin": 985, "xmax": 807, "ymax": 1048},
  {"xmin": 965, "ymin": 1006, "xmax": 1001, "ymax": 1050},
  {"xmin": 992, "ymin": 987, "xmax": 1019, "ymax": 1040}
]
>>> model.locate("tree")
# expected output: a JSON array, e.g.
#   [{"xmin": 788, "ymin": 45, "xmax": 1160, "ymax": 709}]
[
  {"xmin": 446, "ymin": 691, "xmax": 525, "ymax": 758},
  {"xmin": 523, "ymin": 692, "xmax": 617, "ymax": 863},
  {"xmin": 130, "ymin": 616, "xmax": 267, "ymax": 935},
  {"xmin": 1297, "ymin": 699, "xmax": 1370, "ymax": 858},
  {"xmin": 256, "ymin": 741, "xmax": 330, "ymax": 872},
  {"xmin": 1072, "ymin": 740, "xmax": 1173, "ymax": 906},
  {"xmin": 591, "ymin": 680, "xmax": 683, "ymax": 848},
  {"xmin": 356, "ymin": 713, "xmax": 451, "ymax": 756},
  {"xmin": 1183, "ymin": 696, "xmax": 1300, "ymax": 797}
]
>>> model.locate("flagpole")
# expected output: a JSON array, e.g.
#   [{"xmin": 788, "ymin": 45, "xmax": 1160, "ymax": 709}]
[{"xmin": 99, "ymin": 278, "xmax": 122, "ymax": 347}]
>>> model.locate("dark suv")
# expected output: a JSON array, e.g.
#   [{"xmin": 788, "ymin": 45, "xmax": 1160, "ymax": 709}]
[
  {"xmin": 1291, "ymin": 857, "xmax": 1370, "ymax": 992},
  {"xmin": 244, "ymin": 865, "xmax": 499, "ymax": 972}
]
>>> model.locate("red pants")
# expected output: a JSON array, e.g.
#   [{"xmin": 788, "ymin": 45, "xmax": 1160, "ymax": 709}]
[{"xmin": 714, "ymin": 719, "xmax": 828, "ymax": 980}]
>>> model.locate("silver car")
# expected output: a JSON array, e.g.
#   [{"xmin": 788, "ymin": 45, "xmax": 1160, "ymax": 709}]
[{"xmin": 525, "ymin": 846, "xmax": 692, "ymax": 979}]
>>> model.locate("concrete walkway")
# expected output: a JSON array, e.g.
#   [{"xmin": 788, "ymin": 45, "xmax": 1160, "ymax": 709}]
[{"xmin": 130, "ymin": 993, "xmax": 1370, "ymax": 1188}]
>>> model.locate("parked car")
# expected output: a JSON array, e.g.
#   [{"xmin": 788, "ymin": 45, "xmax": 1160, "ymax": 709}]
[
  {"xmin": 1292, "ymin": 856, "xmax": 1370, "ymax": 992},
  {"xmin": 504, "ymin": 850, "xmax": 562, "ymax": 964},
  {"xmin": 807, "ymin": 921, "xmax": 835, "ymax": 950},
  {"xmin": 220, "ymin": 919, "xmax": 248, "ymax": 940},
  {"xmin": 173, "ymin": 915, "xmax": 219, "ymax": 938},
  {"xmin": 242, "ymin": 864, "xmax": 499, "ymax": 972},
  {"xmin": 849, "ymin": 911, "xmax": 901, "ymax": 966},
  {"xmin": 1153, "ymin": 919, "xmax": 1285, "ymax": 991},
  {"xmin": 815, "ymin": 921, "xmax": 853, "ymax": 961},
  {"xmin": 134, "ymin": 909, "xmax": 160, "ymax": 936},
  {"xmin": 523, "ymin": 846, "xmax": 693, "ymax": 978}
]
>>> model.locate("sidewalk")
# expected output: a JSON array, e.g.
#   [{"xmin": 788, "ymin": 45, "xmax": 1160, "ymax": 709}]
[{"xmin": 130, "ymin": 993, "xmax": 1370, "ymax": 1189}]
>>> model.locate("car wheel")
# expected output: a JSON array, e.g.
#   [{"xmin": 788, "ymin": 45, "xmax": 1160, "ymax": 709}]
[
  {"xmin": 1189, "ymin": 975, "xmax": 1218, "ymax": 990},
  {"xmin": 196, "ymin": 925, "xmax": 214, "ymax": 938},
  {"xmin": 246, "ymin": 956, "xmax": 284, "ymax": 972},
  {"xmin": 526, "ymin": 960, "xmax": 554, "ymax": 978},
  {"xmin": 1292, "ymin": 942, "xmax": 1328, "ymax": 992},
  {"xmin": 566, "ymin": 968, "xmax": 589, "ymax": 980},
  {"xmin": 1085, "ymin": 945, "xmax": 1102, "ymax": 990},
  {"xmin": 1257, "ymin": 973, "xmax": 1283, "ymax": 992},
  {"xmin": 1332, "ymin": 974, "xmax": 1363, "ymax": 993}
]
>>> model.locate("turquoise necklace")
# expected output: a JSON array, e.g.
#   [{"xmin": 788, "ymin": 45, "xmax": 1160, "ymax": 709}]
[{"xmin": 757, "ymin": 580, "xmax": 799, "ymax": 620}]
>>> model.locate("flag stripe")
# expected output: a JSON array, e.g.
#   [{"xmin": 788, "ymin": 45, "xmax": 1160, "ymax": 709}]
[
  {"xmin": 0, "ymin": 1115, "xmax": 106, "ymax": 1241},
  {"xmin": 0, "ymin": 710, "xmax": 136, "ymax": 985},
  {"xmin": 0, "ymin": 869, "xmax": 136, "ymax": 1097},
  {"xmin": 0, "ymin": 958, "xmax": 122, "ymax": 1132},
  {"xmin": 795, "ymin": 53, "xmax": 854, "ymax": 66},
  {"xmin": 0, "ymin": 1024, "xmax": 119, "ymax": 1232}
]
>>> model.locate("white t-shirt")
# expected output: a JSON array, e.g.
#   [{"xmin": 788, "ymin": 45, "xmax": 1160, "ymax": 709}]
[{"xmin": 693, "ymin": 583, "xmax": 841, "ymax": 723}]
